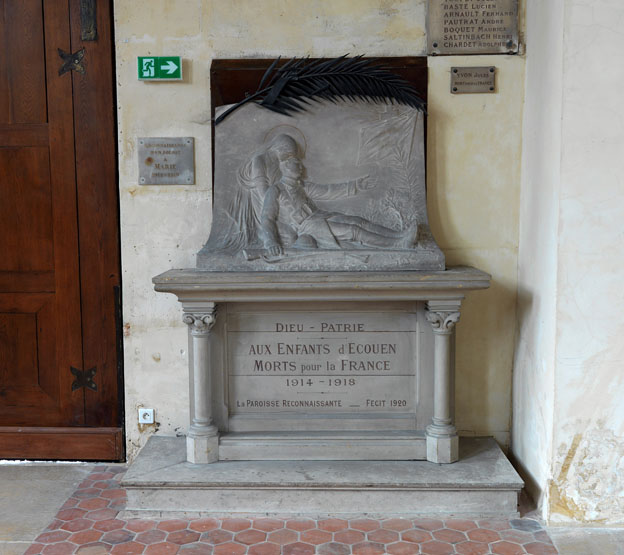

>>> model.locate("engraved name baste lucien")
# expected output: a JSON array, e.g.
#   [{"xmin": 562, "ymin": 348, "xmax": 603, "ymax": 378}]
[{"xmin": 198, "ymin": 101, "xmax": 445, "ymax": 271}]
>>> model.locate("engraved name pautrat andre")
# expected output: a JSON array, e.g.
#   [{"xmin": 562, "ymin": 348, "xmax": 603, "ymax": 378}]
[{"xmin": 197, "ymin": 99, "xmax": 445, "ymax": 272}]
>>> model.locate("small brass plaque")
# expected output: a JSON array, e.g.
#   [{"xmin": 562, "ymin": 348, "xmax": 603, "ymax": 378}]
[
  {"xmin": 451, "ymin": 66, "xmax": 496, "ymax": 94},
  {"xmin": 428, "ymin": 0, "xmax": 519, "ymax": 55},
  {"xmin": 138, "ymin": 137, "xmax": 195, "ymax": 185}
]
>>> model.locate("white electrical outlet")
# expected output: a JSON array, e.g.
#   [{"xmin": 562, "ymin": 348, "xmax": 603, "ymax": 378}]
[{"xmin": 138, "ymin": 408, "xmax": 154, "ymax": 424}]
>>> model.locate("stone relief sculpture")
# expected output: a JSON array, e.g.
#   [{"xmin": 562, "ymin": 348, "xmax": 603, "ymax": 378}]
[
  {"xmin": 259, "ymin": 153, "xmax": 419, "ymax": 254},
  {"xmin": 197, "ymin": 100, "xmax": 445, "ymax": 271}
]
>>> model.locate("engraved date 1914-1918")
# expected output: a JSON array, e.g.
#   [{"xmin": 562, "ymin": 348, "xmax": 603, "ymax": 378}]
[{"xmin": 285, "ymin": 378, "xmax": 356, "ymax": 387}]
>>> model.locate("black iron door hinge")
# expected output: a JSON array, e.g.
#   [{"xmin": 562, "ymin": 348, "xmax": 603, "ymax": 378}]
[
  {"xmin": 80, "ymin": 0, "xmax": 98, "ymax": 41},
  {"xmin": 58, "ymin": 48, "xmax": 86, "ymax": 76},
  {"xmin": 71, "ymin": 366, "xmax": 98, "ymax": 392}
]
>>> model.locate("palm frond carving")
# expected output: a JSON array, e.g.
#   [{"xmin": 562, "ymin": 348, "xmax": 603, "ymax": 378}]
[{"xmin": 215, "ymin": 55, "xmax": 426, "ymax": 126}]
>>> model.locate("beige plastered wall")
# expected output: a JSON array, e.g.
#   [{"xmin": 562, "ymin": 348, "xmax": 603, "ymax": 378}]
[
  {"xmin": 114, "ymin": 0, "xmax": 525, "ymax": 461},
  {"xmin": 549, "ymin": 0, "xmax": 624, "ymax": 525},
  {"xmin": 512, "ymin": 0, "xmax": 561, "ymax": 518},
  {"xmin": 514, "ymin": 0, "xmax": 624, "ymax": 525}
]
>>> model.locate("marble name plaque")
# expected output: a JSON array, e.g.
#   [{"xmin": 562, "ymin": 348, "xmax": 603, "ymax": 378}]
[
  {"xmin": 428, "ymin": 0, "xmax": 519, "ymax": 55},
  {"xmin": 227, "ymin": 311, "xmax": 417, "ymax": 416},
  {"xmin": 138, "ymin": 137, "xmax": 194, "ymax": 185},
  {"xmin": 451, "ymin": 66, "xmax": 496, "ymax": 94}
]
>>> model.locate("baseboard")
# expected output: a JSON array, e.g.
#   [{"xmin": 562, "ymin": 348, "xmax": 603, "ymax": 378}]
[{"xmin": 0, "ymin": 426, "xmax": 124, "ymax": 461}]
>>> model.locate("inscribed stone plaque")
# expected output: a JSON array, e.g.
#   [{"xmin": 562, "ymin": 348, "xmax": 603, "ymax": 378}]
[
  {"xmin": 227, "ymin": 311, "xmax": 417, "ymax": 416},
  {"xmin": 451, "ymin": 66, "xmax": 496, "ymax": 93},
  {"xmin": 428, "ymin": 0, "xmax": 519, "ymax": 55},
  {"xmin": 138, "ymin": 137, "xmax": 194, "ymax": 185}
]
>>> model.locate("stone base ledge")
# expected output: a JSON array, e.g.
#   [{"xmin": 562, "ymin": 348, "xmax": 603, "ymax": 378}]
[{"xmin": 122, "ymin": 436, "xmax": 523, "ymax": 517}]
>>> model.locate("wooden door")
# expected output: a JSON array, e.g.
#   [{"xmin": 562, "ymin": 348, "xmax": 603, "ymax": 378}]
[{"xmin": 0, "ymin": 0, "xmax": 122, "ymax": 460}]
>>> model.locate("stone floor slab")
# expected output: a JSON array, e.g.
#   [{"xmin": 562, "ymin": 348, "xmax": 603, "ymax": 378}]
[
  {"xmin": 548, "ymin": 527, "xmax": 624, "ymax": 555},
  {"xmin": 0, "ymin": 464, "xmax": 94, "ymax": 542}
]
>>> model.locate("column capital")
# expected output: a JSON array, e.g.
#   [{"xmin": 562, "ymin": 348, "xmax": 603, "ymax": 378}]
[
  {"xmin": 425, "ymin": 309, "xmax": 460, "ymax": 334},
  {"xmin": 183, "ymin": 305, "xmax": 217, "ymax": 336}
]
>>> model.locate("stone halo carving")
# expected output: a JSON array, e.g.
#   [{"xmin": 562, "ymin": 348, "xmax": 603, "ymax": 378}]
[{"xmin": 263, "ymin": 124, "xmax": 307, "ymax": 157}]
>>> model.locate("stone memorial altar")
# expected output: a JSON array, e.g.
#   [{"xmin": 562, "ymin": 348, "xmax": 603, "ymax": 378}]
[
  {"xmin": 153, "ymin": 96, "xmax": 490, "ymax": 465},
  {"xmin": 127, "ymin": 60, "xmax": 523, "ymax": 516}
]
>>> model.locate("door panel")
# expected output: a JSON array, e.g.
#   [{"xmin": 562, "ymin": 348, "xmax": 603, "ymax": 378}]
[
  {"xmin": 0, "ymin": 313, "xmax": 38, "ymax": 387},
  {"xmin": 0, "ymin": 0, "xmax": 83, "ymax": 430},
  {"xmin": 0, "ymin": 294, "xmax": 59, "ymax": 424},
  {"xmin": 69, "ymin": 0, "xmax": 121, "ymax": 428},
  {"xmin": 0, "ymin": 147, "xmax": 54, "ymax": 272},
  {"xmin": 0, "ymin": 0, "xmax": 122, "ymax": 459},
  {"xmin": 0, "ymin": 0, "xmax": 48, "ymax": 124}
]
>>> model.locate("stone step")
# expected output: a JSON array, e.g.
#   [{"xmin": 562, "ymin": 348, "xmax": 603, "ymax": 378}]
[
  {"xmin": 219, "ymin": 430, "xmax": 426, "ymax": 460},
  {"xmin": 121, "ymin": 436, "xmax": 523, "ymax": 519}
]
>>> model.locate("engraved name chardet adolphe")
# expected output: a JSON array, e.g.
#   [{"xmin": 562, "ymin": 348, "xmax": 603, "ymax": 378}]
[{"xmin": 198, "ymin": 64, "xmax": 444, "ymax": 271}]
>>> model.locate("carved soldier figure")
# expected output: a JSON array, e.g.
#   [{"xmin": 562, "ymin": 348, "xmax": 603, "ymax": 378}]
[
  {"xmin": 260, "ymin": 156, "xmax": 419, "ymax": 256},
  {"xmin": 238, "ymin": 133, "xmax": 372, "ymax": 207}
]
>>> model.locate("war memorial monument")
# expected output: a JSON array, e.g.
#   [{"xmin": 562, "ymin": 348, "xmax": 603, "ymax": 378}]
[{"xmin": 123, "ymin": 57, "xmax": 523, "ymax": 517}]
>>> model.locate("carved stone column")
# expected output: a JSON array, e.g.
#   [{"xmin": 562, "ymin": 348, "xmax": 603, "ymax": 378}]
[
  {"xmin": 182, "ymin": 303, "xmax": 219, "ymax": 463},
  {"xmin": 425, "ymin": 300, "xmax": 461, "ymax": 463}
]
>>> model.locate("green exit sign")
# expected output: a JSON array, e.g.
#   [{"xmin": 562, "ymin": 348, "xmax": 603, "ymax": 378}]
[{"xmin": 138, "ymin": 56, "xmax": 182, "ymax": 80}]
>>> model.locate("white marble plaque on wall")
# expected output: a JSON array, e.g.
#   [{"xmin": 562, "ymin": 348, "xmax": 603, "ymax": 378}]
[
  {"xmin": 428, "ymin": 0, "xmax": 519, "ymax": 55},
  {"xmin": 137, "ymin": 137, "xmax": 195, "ymax": 185},
  {"xmin": 227, "ymin": 311, "xmax": 417, "ymax": 416}
]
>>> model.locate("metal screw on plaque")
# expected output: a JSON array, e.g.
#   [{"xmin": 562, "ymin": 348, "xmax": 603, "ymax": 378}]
[
  {"xmin": 453, "ymin": 87, "xmax": 458, "ymax": 92},
  {"xmin": 140, "ymin": 177, "xmax": 145, "ymax": 183},
  {"xmin": 490, "ymin": 67, "xmax": 495, "ymax": 73},
  {"xmin": 433, "ymin": 41, "xmax": 438, "ymax": 48},
  {"xmin": 453, "ymin": 68, "xmax": 458, "ymax": 74},
  {"xmin": 489, "ymin": 87, "xmax": 494, "ymax": 91}
]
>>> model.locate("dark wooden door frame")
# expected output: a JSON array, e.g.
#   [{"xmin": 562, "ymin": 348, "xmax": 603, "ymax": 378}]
[{"xmin": 0, "ymin": 0, "xmax": 123, "ymax": 461}]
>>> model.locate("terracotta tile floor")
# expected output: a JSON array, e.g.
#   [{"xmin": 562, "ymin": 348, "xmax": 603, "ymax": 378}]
[{"xmin": 25, "ymin": 465, "xmax": 558, "ymax": 555}]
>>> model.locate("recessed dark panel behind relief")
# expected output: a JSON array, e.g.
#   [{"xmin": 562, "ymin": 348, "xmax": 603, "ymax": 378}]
[{"xmin": 209, "ymin": 57, "xmax": 428, "ymax": 192}]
